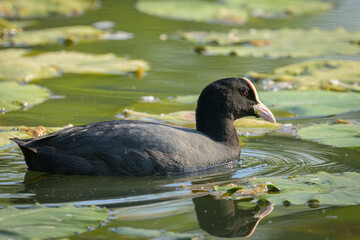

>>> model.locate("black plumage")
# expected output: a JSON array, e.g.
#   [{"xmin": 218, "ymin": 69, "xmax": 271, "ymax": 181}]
[{"xmin": 12, "ymin": 77, "xmax": 276, "ymax": 176}]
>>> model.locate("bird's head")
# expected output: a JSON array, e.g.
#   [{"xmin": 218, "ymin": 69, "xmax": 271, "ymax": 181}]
[{"xmin": 197, "ymin": 77, "xmax": 276, "ymax": 123}]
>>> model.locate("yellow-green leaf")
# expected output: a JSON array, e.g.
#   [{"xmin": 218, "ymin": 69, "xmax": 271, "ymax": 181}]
[
  {"xmin": 0, "ymin": 81, "xmax": 50, "ymax": 113},
  {"xmin": 182, "ymin": 28, "xmax": 360, "ymax": 58},
  {"xmin": 0, "ymin": 0, "xmax": 99, "ymax": 19},
  {"xmin": 247, "ymin": 60, "xmax": 360, "ymax": 92},
  {"xmin": 0, "ymin": 49, "xmax": 150, "ymax": 82}
]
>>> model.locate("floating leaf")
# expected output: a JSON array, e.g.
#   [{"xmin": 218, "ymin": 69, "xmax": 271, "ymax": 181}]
[
  {"xmin": 136, "ymin": 0, "xmax": 248, "ymax": 25},
  {"xmin": 9, "ymin": 20, "xmax": 38, "ymax": 29},
  {"xmin": 0, "ymin": 25, "xmax": 133, "ymax": 47},
  {"xmin": 297, "ymin": 123, "xmax": 360, "ymax": 149},
  {"xmin": 226, "ymin": 186, "xmax": 244, "ymax": 194},
  {"xmin": 33, "ymin": 51, "xmax": 149, "ymax": 75},
  {"xmin": 213, "ymin": 184, "xmax": 241, "ymax": 192},
  {"xmin": 224, "ymin": 0, "xmax": 333, "ymax": 18},
  {"xmin": 0, "ymin": 125, "xmax": 68, "ymax": 147},
  {"xmin": 212, "ymin": 172, "xmax": 360, "ymax": 206},
  {"xmin": 251, "ymin": 172, "xmax": 360, "ymax": 206},
  {"xmin": 0, "ymin": 49, "xmax": 150, "ymax": 82},
  {"xmin": 0, "ymin": 0, "xmax": 99, "ymax": 19},
  {"xmin": 0, "ymin": 18, "xmax": 21, "ymax": 38},
  {"xmin": 181, "ymin": 28, "xmax": 360, "ymax": 58},
  {"xmin": 136, "ymin": 0, "xmax": 332, "ymax": 25},
  {"xmin": 0, "ymin": 204, "xmax": 108, "ymax": 239},
  {"xmin": 247, "ymin": 60, "xmax": 360, "ymax": 92},
  {"xmin": 259, "ymin": 90, "xmax": 360, "ymax": 117},
  {"xmin": 0, "ymin": 81, "xmax": 50, "ymax": 113}
]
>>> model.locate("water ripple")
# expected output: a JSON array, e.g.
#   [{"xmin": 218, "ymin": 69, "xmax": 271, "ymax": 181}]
[{"xmin": 234, "ymin": 134, "xmax": 359, "ymax": 178}]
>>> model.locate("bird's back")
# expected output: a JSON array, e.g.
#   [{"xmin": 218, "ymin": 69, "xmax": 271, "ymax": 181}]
[{"xmin": 13, "ymin": 120, "xmax": 240, "ymax": 176}]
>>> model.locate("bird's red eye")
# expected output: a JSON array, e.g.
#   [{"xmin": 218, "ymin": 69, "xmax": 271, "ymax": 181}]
[{"xmin": 243, "ymin": 91, "xmax": 248, "ymax": 96}]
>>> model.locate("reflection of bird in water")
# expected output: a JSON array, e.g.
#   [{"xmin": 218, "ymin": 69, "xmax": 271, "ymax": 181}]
[
  {"xmin": 12, "ymin": 77, "xmax": 275, "ymax": 176},
  {"xmin": 193, "ymin": 195, "xmax": 273, "ymax": 238}
]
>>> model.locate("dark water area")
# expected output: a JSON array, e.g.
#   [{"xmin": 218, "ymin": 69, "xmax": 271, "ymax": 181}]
[{"xmin": 0, "ymin": 0, "xmax": 360, "ymax": 239}]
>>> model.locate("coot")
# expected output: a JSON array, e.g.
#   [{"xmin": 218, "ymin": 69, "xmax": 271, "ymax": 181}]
[{"xmin": 12, "ymin": 77, "xmax": 276, "ymax": 176}]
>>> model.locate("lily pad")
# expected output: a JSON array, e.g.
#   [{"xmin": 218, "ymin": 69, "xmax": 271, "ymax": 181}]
[
  {"xmin": 0, "ymin": 18, "xmax": 21, "ymax": 38},
  {"xmin": 211, "ymin": 172, "xmax": 360, "ymax": 206},
  {"xmin": 0, "ymin": 25, "xmax": 133, "ymax": 47},
  {"xmin": 224, "ymin": 0, "xmax": 333, "ymax": 18},
  {"xmin": 0, "ymin": 49, "xmax": 150, "ymax": 82},
  {"xmin": 259, "ymin": 90, "xmax": 360, "ymax": 117},
  {"xmin": 0, "ymin": 204, "xmax": 108, "ymax": 239},
  {"xmin": 136, "ymin": 0, "xmax": 248, "ymax": 25},
  {"xmin": 247, "ymin": 60, "xmax": 360, "ymax": 92},
  {"xmin": 136, "ymin": 0, "xmax": 332, "ymax": 25},
  {"xmin": 0, "ymin": 125, "xmax": 68, "ymax": 147},
  {"xmin": 0, "ymin": 81, "xmax": 50, "ymax": 113},
  {"xmin": 181, "ymin": 28, "xmax": 360, "ymax": 58},
  {"xmin": 297, "ymin": 123, "xmax": 360, "ymax": 149},
  {"xmin": 0, "ymin": 0, "xmax": 99, "ymax": 19}
]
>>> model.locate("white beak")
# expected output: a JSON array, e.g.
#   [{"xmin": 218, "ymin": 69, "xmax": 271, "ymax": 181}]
[{"xmin": 253, "ymin": 101, "xmax": 276, "ymax": 123}]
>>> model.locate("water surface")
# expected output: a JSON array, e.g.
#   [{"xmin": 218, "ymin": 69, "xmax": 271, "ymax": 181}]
[{"xmin": 0, "ymin": 0, "xmax": 360, "ymax": 239}]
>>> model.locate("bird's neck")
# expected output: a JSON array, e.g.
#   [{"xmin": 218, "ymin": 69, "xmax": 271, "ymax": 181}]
[{"xmin": 196, "ymin": 112, "xmax": 239, "ymax": 148}]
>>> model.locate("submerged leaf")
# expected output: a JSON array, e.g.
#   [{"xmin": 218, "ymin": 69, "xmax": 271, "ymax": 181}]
[
  {"xmin": 0, "ymin": 204, "xmax": 108, "ymax": 239},
  {"xmin": 0, "ymin": 49, "xmax": 150, "ymax": 82},
  {"xmin": 0, "ymin": 0, "xmax": 99, "ymax": 19},
  {"xmin": 182, "ymin": 28, "xmax": 360, "ymax": 58},
  {"xmin": 212, "ymin": 172, "xmax": 360, "ymax": 206},
  {"xmin": 0, "ymin": 81, "xmax": 50, "ymax": 113},
  {"xmin": 112, "ymin": 226, "xmax": 197, "ymax": 239},
  {"xmin": 136, "ymin": 0, "xmax": 248, "ymax": 25},
  {"xmin": 247, "ymin": 60, "xmax": 360, "ymax": 91},
  {"xmin": 297, "ymin": 123, "xmax": 360, "ymax": 148}
]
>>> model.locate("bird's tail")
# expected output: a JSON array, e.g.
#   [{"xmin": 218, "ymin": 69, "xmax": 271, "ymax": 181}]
[{"xmin": 11, "ymin": 138, "xmax": 37, "ymax": 170}]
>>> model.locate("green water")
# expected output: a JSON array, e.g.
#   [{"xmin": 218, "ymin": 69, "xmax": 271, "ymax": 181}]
[{"xmin": 1, "ymin": 0, "xmax": 360, "ymax": 239}]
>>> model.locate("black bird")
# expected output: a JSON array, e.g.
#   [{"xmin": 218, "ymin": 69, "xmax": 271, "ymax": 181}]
[{"xmin": 12, "ymin": 77, "xmax": 276, "ymax": 176}]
